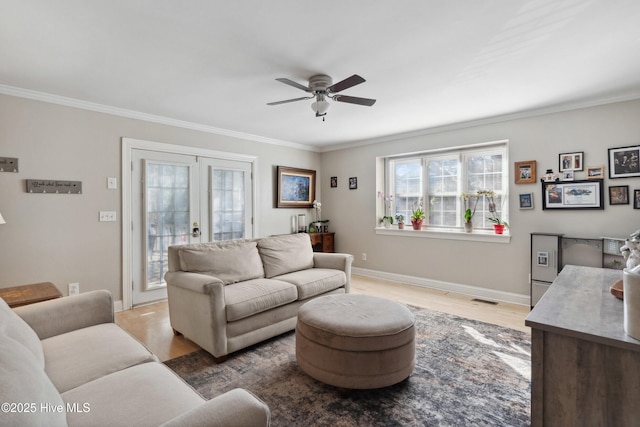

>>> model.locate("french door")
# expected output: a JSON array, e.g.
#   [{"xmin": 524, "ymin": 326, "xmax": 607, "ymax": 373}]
[
  {"xmin": 128, "ymin": 143, "xmax": 255, "ymax": 307},
  {"xmin": 132, "ymin": 151, "xmax": 198, "ymax": 305}
]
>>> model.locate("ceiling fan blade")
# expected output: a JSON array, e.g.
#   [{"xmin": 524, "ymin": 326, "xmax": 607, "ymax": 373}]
[
  {"xmin": 275, "ymin": 78, "xmax": 311, "ymax": 92},
  {"xmin": 267, "ymin": 96, "xmax": 312, "ymax": 106},
  {"xmin": 328, "ymin": 74, "xmax": 365, "ymax": 93},
  {"xmin": 333, "ymin": 95, "xmax": 376, "ymax": 106}
]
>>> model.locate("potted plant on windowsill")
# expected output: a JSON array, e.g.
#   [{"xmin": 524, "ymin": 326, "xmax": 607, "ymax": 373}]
[
  {"xmin": 378, "ymin": 191, "xmax": 394, "ymax": 228},
  {"xmin": 411, "ymin": 200, "xmax": 425, "ymax": 230},
  {"xmin": 396, "ymin": 214, "xmax": 405, "ymax": 229},
  {"xmin": 461, "ymin": 192, "xmax": 479, "ymax": 233},
  {"xmin": 482, "ymin": 190, "xmax": 509, "ymax": 234}
]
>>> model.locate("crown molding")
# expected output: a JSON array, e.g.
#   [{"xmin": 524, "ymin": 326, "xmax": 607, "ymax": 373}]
[
  {"xmin": 0, "ymin": 84, "xmax": 317, "ymax": 152},
  {"xmin": 320, "ymin": 90, "xmax": 640, "ymax": 152}
]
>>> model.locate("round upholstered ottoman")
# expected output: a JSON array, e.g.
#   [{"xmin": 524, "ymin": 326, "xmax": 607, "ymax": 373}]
[{"xmin": 295, "ymin": 294, "xmax": 416, "ymax": 390}]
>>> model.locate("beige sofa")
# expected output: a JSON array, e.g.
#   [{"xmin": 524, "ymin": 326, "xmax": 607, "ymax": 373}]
[
  {"xmin": 0, "ymin": 290, "xmax": 270, "ymax": 427},
  {"xmin": 165, "ymin": 233, "xmax": 353, "ymax": 360}
]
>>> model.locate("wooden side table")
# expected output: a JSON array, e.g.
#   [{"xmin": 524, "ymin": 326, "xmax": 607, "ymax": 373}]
[
  {"xmin": 0, "ymin": 282, "xmax": 63, "ymax": 308},
  {"xmin": 309, "ymin": 232, "xmax": 335, "ymax": 253}
]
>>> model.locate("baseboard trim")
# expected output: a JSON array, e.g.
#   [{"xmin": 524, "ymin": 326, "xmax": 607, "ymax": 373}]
[
  {"xmin": 352, "ymin": 267, "xmax": 530, "ymax": 306},
  {"xmin": 114, "ymin": 300, "xmax": 123, "ymax": 313}
]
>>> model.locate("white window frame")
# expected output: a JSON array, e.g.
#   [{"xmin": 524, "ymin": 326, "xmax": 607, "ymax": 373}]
[{"xmin": 377, "ymin": 140, "xmax": 510, "ymax": 243}]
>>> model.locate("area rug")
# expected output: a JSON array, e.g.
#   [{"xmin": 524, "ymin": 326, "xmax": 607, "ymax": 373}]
[{"xmin": 164, "ymin": 306, "xmax": 531, "ymax": 426}]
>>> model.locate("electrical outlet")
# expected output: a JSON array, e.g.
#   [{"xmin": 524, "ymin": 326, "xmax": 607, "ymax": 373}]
[
  {"xmin": 68, "ymin": 282, "xmax": 80, "ymax": 296},
  {"xmin": 362, "ymin": 253, "xmax": 367, "ymax": 261},
  {"xmin": 99, "ymin": 211, "xmax": 117, "ymax": 222}
]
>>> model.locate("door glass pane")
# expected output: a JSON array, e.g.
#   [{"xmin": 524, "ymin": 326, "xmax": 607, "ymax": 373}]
[
  {"xmin": 145, "ymin": 162, "xmax": 190, "ymax": 290},
  {"xmin": 211, "ymin": 168, "xmax": 245, "ymax": 241}
]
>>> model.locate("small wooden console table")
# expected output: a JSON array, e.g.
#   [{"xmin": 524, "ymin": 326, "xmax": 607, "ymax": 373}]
[
  {"xmin": 309, "ymin": 232, "xmax": 335, "ymax": 253},
  {"xmin": 525, "ymin": 265, "xmax": 639, "ymax": 426},
  {"xmin": 0, "ymin": 282, "xmax": 62, "ymax": 308}
]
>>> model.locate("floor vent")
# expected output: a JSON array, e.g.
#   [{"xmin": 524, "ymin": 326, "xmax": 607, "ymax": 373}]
[{"xmin": 471, "ymin": 298, "xmax": 498, "ymax": 305}]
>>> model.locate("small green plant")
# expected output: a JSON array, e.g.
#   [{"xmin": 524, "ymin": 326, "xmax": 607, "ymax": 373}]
[
  {"xmin": 395, "ymin": 214, "xmax": 405, "ymax": 224},
  {"xmin": 487, "ymin": 216, "xmax": 509, "ymax": 228},
  {"xmin": 411, "ymin": 200, "xmax": 426, "ymax": 221}
]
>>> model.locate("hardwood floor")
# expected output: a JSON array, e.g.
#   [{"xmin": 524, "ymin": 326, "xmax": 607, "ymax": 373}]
[{"xmin": 115, "ymin": 274, "xmax": 530, "ymax": 362}]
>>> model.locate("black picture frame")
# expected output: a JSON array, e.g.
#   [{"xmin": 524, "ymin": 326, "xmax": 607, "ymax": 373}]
[
  {"xmin": 634, "ymin": 190, "xmax": 640, "ymax": 209},
  {"xmin": 276, "ymin": 166, "xmax": 316, "ymax": 208},
  {"xmin": 609, "ymin": 185, "xmax": 629, "ymax": 205},
  {"xmin": 330, "ymin": 176, "xmax": 337, "ymax": 188},
  {"xmin": 348, "ymin": 177, "xmax": 357, "ymax": 190},
  {"xmin": 541, "ymin": 179, "xmax": 604, "ymax": 210},
  {"xmin": 608, "ymin": 145, "xmax": 640, "ymax": 178},
  {"xmin": 559, "ymin": 151, "xmax": 584, "ymax": 172}
]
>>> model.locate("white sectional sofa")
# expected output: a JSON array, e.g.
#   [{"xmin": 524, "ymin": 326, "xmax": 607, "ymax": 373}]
[
  {"xmin": 165, "ymin": 233, "xmax": 353, "ymax": 360},
  {"xmin": 0, "ymin": 290, "xmax": 270, "ymax": 427}
]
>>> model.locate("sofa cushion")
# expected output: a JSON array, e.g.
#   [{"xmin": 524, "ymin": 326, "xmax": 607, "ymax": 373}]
[
  {"xmin": 178, "ymin": 241, "xmax": 265, "ymax": 285},
  {"xmin": 224, "ymin": 278, "xmax": 298, "ymax": 322},
  {"xmin": 257, "ymin": 234, "xmax": 314, "ymax": 279},
  {"xmin": 42, "ymin": 323, "xmax": 158, "ymax": 393},
  {"xmin": 273, "ymin": 268, "xmax": 347, "ymax": 300},
  {"xmin": 62, "ymin": 362, "xmax": 204, "ymax": 427},
  {"xmin": 0, "ymin": 296, "xmax": 45, "ymax": 368},
  {"xmin": 0, "ymin": 336, "xmax": 67, "ymax": 427}
]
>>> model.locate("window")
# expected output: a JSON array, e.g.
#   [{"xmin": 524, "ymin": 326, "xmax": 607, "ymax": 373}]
[{"xmin": 385, "ymin": 141, "xmax": 508, "ymax": 231}]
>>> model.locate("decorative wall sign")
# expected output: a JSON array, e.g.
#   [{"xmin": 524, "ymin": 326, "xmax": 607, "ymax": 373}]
[
  {"xmin": 276, "ymin": 166, "xmax": 316, "ymax": 208},
  {"xmin": 0, "ymin": 157, "xmax": 18, "ymax": 172},
  {"xmin": 26, "ymin": 179, "xmax": 82, "ymax": 194},
  {"xmin": 541, "ymin": 179, "xmax": 603, "ymax": 210},
  {"xmin": 608, "ymin": 145, "xmax": 640, "ymax": 178},
  {"xmin": 514, "ymin": 160, "xmax": 536, "ymax": 184}
]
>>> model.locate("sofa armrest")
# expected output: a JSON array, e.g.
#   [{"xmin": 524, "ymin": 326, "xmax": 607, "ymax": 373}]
[
  {"xmin": 164, "ymin": 271, "xmax": 228, "ymax": 356},
  {"xmin": 13, "ymin": 289, "xmax": 114, "ymax": 340},
  {"xmin": 159, "ymin": 388, "xmax": 270, "ymax": 427},
  {"xmin": 313, "ymin": 252, "xmax": 354, "ymax": 292},
  {"xmin": 165, "ymin": 271, "xmax": 225, "ymax": 294}
]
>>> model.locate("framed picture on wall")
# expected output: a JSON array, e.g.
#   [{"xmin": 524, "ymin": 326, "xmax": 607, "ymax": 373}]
[
  {"xmin": 586, "ymin": 165, "xmax": 605, "ymax": 179},
  {"xmin": 559, "ymin": 152, "xmax": 584, "ymax": 172},
  {"xmin": 634, "ymin": 190, "xmax": 640, "ymax": 209},
  {"xmin": 541, "ymin": 179, "xmax": 604, "ymax": 210},
  {"xmin": 349, "ymin": 177, "xmax": 358, "ymax": 190},
  {"xmin": 608, "ymin": 145, "xmax": 640, "ymax": 178},
  {"xmin": 514, "ymin": 160, "xmax": 536, "ymax": 184},
  {"xmin": 519, "ymin": 193, "xmax": 534, "ymax": 209},
  {"xmin": 609, "ymin": 185, "xmax": 629, "ymax": 205},
  {"xmin": 330, "ymin": 176, "xmax": 337, "ymax": 188},
  {"xmin": 276, "ymin": 166, "xmax": 316, "ymax": 208}
]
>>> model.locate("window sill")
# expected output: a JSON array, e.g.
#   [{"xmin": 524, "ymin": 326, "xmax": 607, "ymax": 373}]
[{"xmin": 375, "ymin": 226, "xmax": 511, "ymax": 243}]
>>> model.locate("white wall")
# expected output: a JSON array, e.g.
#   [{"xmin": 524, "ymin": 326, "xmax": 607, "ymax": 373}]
[
  {"xmin": 320, "ymin": 99, "xmax": 640, "ymax": 302},
  {"xmin": 0, "ymin": 94, "xmax": 320, "ymax": 299}
]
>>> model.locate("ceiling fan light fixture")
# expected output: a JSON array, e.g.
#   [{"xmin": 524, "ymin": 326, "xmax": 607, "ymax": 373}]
[{"xmin": 311, "ymin": 97, "xmax": 330, "ymax": 116}]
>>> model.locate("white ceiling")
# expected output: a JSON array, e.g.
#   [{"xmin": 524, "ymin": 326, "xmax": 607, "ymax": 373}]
[{"xmin": 2, "ymin": 0, "xmax": 640, "ymax": 151}]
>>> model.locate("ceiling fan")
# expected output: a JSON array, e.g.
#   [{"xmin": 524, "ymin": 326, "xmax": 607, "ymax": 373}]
[{"xmin": 267, "ymin": 74, "xmax": 376, "ymax": 120}]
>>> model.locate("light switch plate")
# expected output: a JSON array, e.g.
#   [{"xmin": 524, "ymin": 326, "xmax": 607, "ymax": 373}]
[
  {"xmin": 99, "ymin": 211, "xmax": 117, "ymax": 222},
  {"xmin": 107, "ymin": 177, "xmax": 117, "ymax": 190}
]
